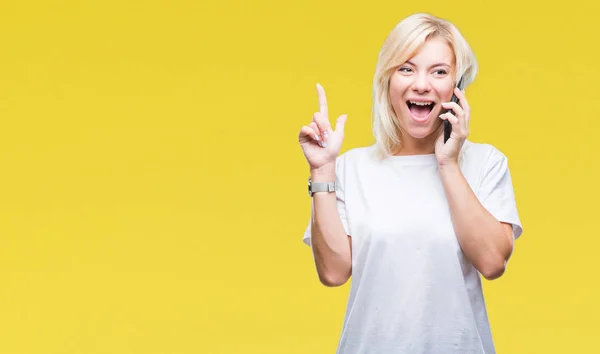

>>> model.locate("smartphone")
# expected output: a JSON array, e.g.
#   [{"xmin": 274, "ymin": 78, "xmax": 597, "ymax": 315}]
[{"xmin": 443, "ymin": 77, "xmax": 465, "ymax": 143}]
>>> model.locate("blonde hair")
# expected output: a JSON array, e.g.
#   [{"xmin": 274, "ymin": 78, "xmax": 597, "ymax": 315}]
[{"xmin": 371, "ymin": 13, "xmax": 478, "ymax": 160}]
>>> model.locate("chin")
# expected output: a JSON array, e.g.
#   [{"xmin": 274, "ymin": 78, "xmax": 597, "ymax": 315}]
[
  {"xmin": 405, "ymin": 121, "xmax": 441, "ymax": 140},
  {"xmin": 405, "ymin": 128, "xmax": 431, "ymax": 139},
  {"xmin": 410, "ymin": 131, "xmax": 436, "ymax": 141}
]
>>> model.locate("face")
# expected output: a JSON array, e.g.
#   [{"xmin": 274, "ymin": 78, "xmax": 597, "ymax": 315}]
[{"xmin": 389, "ymin": 37, "xmax": 456, "ymax": 142}]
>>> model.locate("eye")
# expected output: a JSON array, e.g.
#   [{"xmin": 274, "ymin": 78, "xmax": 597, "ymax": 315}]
[
  {"xmin": 398, "ymin": 67, "xmax": 412, "ymax": 73},
  {"xmin": 433, "ymin": 69, "xmax": 448, "ymax": 76}
]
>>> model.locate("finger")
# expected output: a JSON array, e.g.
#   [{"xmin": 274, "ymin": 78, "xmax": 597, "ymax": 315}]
[
  {"xmin": 439, "ymin": 112, "xmax": 459, "ymax": 125},
  {"xmin": 445, "ymin": 92, "xmax": 470, "ymax": 132},
  {"xmin": 316, "ymin": 83, "xmax": 329, "ymax": 118},
  {"xmin": 439, "ymin": 112, "xmax": 469, "ymax": 139},
  {"xmin": 299, "ymin": 125, "xmax": 323, "ymax": 145},
  {"xmin": 309, "ymin": 121, "xmax": 325, "ymax": 145},
  {"xmin": 441, "ymin": 101, "xmax": 464, "ymax": 118},
  {"xmin": 454, "ymin": 87, "xmax": 470, "ymax": 114},
  {"xmin": 313, "ymin": 111, "xmax": 332, "ymax": 140},
  {"xmin": 308, "ymin": 119, "xmax": 327, "ymax": 147},
  {"xmin": 309, "ymin": 122, "xmax": 321, "ymax": 140},
  {"xmin": 334, "ymin": 114, "xmax": 347, "ymax": 135}
]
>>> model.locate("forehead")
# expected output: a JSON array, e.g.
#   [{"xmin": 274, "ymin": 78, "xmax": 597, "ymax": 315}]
[{"xmin": 407, "ymin": 37, "xmax": 454, "ymax": 66}]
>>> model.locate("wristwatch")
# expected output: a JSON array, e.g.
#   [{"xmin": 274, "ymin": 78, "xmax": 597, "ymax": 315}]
[{"xmin": 308, "ymin": 178, "xmax": 338, "ymax": 197}]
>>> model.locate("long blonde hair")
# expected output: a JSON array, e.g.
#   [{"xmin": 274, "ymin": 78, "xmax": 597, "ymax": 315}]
[{"xmin": 371, "ymin": 13, "xmax": 478, "ymax": 160}]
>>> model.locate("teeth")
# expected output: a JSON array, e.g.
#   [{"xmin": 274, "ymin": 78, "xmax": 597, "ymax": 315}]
[{"xmin": 409, "ymin": 101, "xmax": 433, "ymax": 106}]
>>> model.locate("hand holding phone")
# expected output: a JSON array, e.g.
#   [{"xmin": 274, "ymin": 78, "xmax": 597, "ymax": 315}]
[{"xmin": 443, "ymin": 77, "xmax": 465, "ymax": 143}]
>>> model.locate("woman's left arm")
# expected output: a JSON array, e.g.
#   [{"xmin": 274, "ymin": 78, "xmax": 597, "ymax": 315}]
[
  {"xmin": 438, "ymin": 163, "xmax": 514, "ymax": 280},
  {"xmin": 436, "ymin": 87, "xmax": 515, "ymax": 281}
]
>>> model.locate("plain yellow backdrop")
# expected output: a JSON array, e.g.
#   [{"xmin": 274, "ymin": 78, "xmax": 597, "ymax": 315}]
[{"xmin": 0, "ymin": 0, "xmax": 598, "ymax": 353}]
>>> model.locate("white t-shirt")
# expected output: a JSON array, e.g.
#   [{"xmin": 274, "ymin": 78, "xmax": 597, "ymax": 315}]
[{"xmin": 302, "ymin": 140, "xmax": 523, "ymax": 354}]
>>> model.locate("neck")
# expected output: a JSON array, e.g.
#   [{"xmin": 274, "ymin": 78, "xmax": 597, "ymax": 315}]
[{"xmin": 394, "ymin": 130, "xmax": 439, "ymax": 156}]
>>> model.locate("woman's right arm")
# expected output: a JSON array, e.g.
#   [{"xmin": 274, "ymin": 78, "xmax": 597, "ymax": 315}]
[
  {"xmin": 299, "ymin": 83, "xmax": 351, "ymax": 287},
  {"xmin": 309, "ymin": 163, "xmax": 352, "ymax": 287}
]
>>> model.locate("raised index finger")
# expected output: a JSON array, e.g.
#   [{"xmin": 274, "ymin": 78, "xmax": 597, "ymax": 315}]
[{"xmin": 316, "ymin": 83, "xmax": 329, "ymax": 118}]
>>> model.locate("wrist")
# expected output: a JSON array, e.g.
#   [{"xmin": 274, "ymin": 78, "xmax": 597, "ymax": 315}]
[
  {"xmin": 310, "ymin": 163, "xmax": 336, "ymax": 181},
  {"xmin": 438, "ymin": 161, "xmax": 461, "ymax": 176}
]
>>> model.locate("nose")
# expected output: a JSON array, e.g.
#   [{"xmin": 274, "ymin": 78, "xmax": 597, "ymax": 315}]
[{"xmin": 412, "ymin": 73, "xmax": 431, "ymax": 93}]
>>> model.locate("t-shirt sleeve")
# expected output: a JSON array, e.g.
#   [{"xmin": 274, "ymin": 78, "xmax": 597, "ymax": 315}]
[
  {"xmin": 302, "ymin": 154, "xmax": 350, "ymax": 247},
  {"xmin": 477, "ymin": 147, "xmax": 524, "ymax": 240}
]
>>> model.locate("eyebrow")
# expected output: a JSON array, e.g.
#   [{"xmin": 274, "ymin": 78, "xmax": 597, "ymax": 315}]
[{"xmin": 405, "ymin": 60, "xmax": 451, "ymax": 69}]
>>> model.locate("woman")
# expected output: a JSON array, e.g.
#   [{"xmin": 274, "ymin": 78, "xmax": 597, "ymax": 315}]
[{"xmin": 298, "ymin": 13, "xmax": 523, "ymax": 354}]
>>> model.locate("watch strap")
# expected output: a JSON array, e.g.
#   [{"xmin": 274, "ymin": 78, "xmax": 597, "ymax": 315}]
[{"xmin": 308, "ymin": 178, "xmax": 338, "ymax": 196}]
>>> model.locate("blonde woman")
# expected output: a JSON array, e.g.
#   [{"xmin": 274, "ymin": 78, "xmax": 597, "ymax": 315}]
[{"xmin": 298, "ymin": 13, "xmax": 523, "ymax": 354}]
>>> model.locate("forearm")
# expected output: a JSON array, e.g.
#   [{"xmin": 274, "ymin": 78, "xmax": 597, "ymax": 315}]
[
  {"xmin": 439, "ymin": 163, "xmax": 513, "ymax": 280},
  {"xmin": 310, "ymin": 164, "xmax": 352, "ymax": 287}
]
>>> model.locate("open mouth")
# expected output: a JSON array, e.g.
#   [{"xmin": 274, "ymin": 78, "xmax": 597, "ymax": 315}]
[{"xmin": 406, "ymin": 101, "xmax": 435, "ymax": 120}]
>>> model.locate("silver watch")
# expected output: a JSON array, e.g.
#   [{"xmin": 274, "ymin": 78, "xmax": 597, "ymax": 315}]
[{"xmin": 308, "ymin": 178, "xmax": 337, "ymax": 197}]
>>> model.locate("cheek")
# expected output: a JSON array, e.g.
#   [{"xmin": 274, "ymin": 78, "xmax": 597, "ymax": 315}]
[
  {"xmin": 437, "ymin": 84, "xmax": 455, "ymax": 101},
  {"xmin": 388, "ymin": 75, "xmax": 409, "ymax": 109},
  {"xmin": 388, "ymin": 80, "xmax": 401, "ymax": 100}
]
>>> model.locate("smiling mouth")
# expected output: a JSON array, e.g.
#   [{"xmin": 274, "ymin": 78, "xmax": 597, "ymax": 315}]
[{"xmin": 406, "ymin": 101, "xmax": 435, "ymax": 119}]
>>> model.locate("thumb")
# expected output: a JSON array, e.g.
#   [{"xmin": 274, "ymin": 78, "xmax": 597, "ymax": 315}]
[{"xmin": 334, "ymin": 114, "xmax": 348, "ymax": 134}]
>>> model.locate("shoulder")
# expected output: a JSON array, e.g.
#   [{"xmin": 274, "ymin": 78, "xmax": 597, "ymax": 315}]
[
  {"xmin": 461, "ymin": 140, "xmax": 508, "ymax": 170},
  {"xmin": 333, "ymin": 145, "xmax": 378, "ymax": 182},
  {"xmin": 336, "ymin": 144, "xmax": 377, "ymax": 167}
]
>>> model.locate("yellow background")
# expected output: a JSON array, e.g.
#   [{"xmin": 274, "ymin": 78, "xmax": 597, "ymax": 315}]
[{"xmin": 0, "ymin": 0, "xmax": 597, "ymax": 353}]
